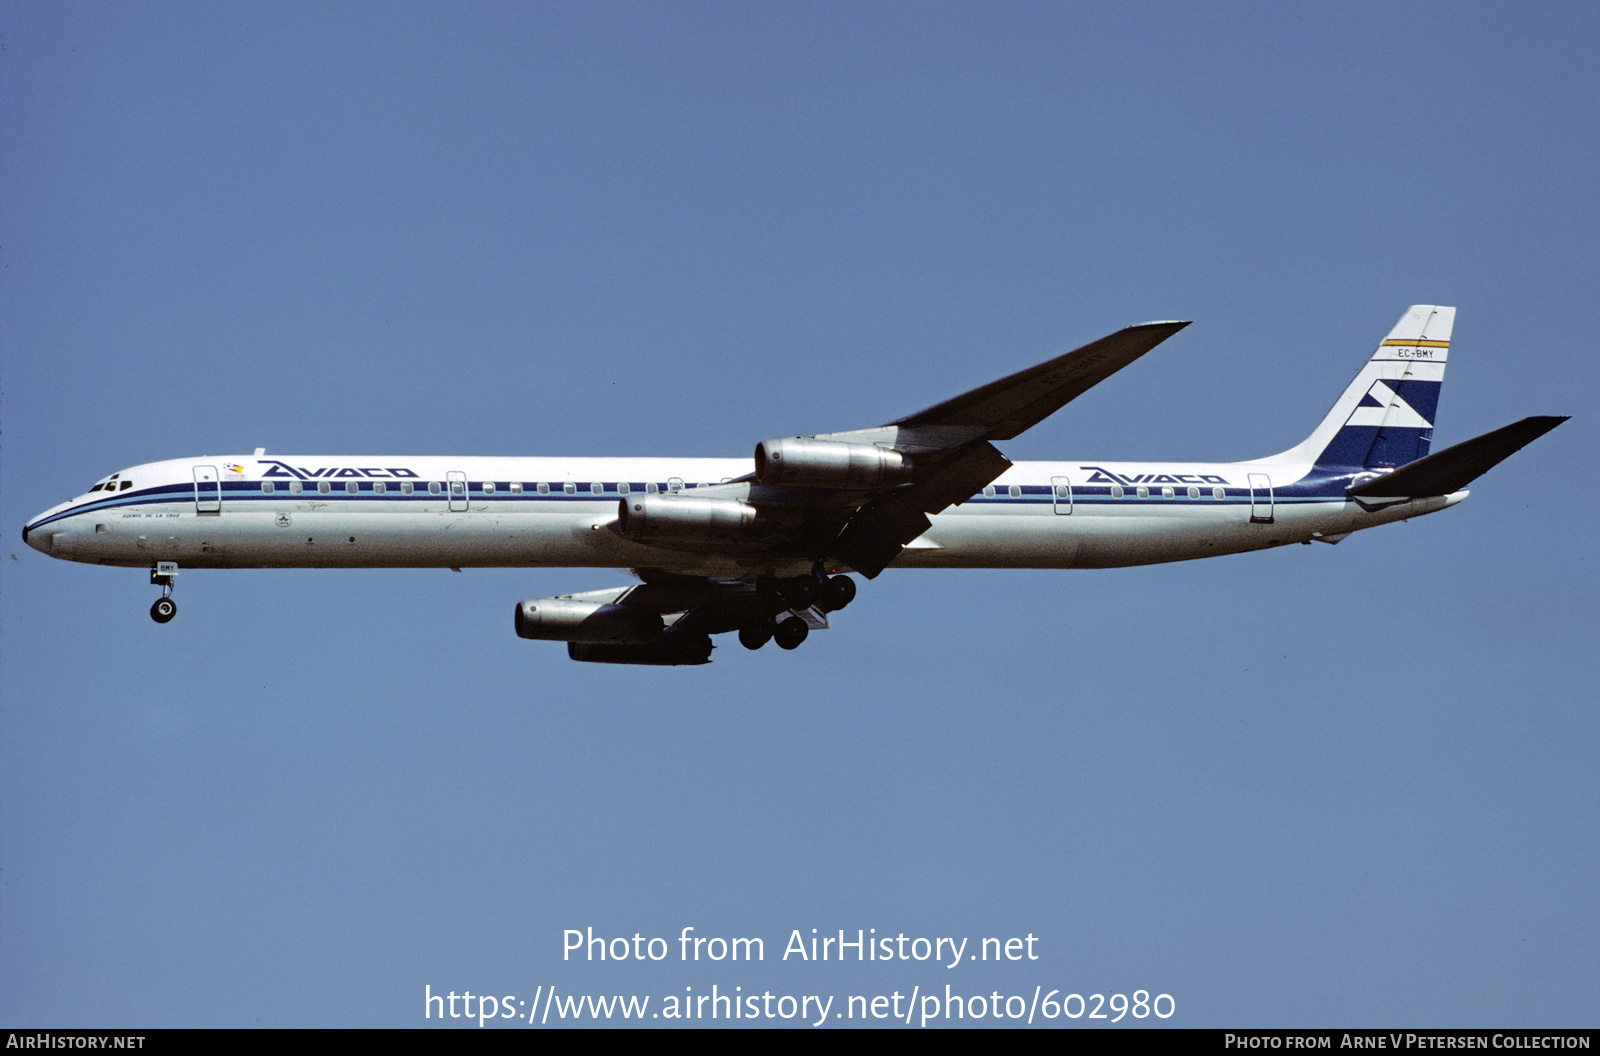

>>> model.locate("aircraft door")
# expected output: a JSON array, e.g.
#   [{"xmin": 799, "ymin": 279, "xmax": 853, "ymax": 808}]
[
  {"xmin": 447, "ymin": 471, "xmax": 469, "ymax": 512},
  {"xmin": 1051, "ymin": 476, "xmax": 1073, "ymax": 515},
  {"xmin": 193, "ymin": 466, "xmax": 221, "ymax": 513},
  {"xmin": 1248, "ymin": 473, "xmax": 1274, "ymax": 523}
]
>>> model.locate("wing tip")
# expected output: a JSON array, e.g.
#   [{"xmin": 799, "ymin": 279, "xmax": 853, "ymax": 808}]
[{"xmin": 1130, "ymin": 319, "xmax": 1191, "ymax": 329}]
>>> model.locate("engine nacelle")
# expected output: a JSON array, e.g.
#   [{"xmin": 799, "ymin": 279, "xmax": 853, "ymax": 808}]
[
  {"xmin": 514, "ymin": 598, "xmax": 663, "ymax": 644},
  {"xmin": 754, "ymin": 438, "xmax": 909, "ymax": 488},
  {"xmin": 568, "ymin": 634, "xmax": 713, "ymax": 666},
  {"xmin": 615, "ymin": 494, "xmax": 766, "ymax": 544}
]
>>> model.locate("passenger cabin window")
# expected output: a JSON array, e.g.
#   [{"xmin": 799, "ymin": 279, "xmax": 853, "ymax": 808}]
[
  {"xmin": 483, "ymin": 481, "xmax": 496, "ymax": 495},
  {"xmin": 563, "ymin": 482, "xmax": 576, "ymax": 495},
  {"xmin": 591, "ymin": 482, "xmax": 603, "ymax": 495},
  {"xmin": 374, "ymin": 481, "xmax": 386, "ymax": 495},
  {"xmin": 261, "ymin": 481, "xmax": 275, "ymax": 494},
  {"xmin": 1213, "ymin": 487, "xmax": 1225, "ymax": 500},
  {"xmin": 509, "ymin": 482, "xmax": 523, "ymax": 495},
  {"xmin": 1161, "ymin": 486, "xmax": 1174, "ymax": 499},
  {"xmin": 1187, "ymin": 486, "xmax": 1200, "ymax": 499},
  {"xmin": 318, "ymin": 481, "xmax": 331, "ymax": 495},
  {"xmin": 290, "ymin": 481, "xmax": 304, "ymax": 495},
  {"xmin": 1112, "ymin": 485, "xmax": 1125, "ymax": 499},
  {"xmin": 646, "ymin": 482, "xmax": 659, "ymax": 494},
  {"xmin": 668, "ymin": 478, "xmax": 683, "ymax": 493},
  {"xmin": 401, "ymin": 482, "xmax": 414, "ymax": 495},
  {"xmin": 1137, "ymin": 486, "xmax": 1149, "ymax": 499},
  {"xmin": 537, "ymin": 482, "xmax": 550, "ymax": 495},
  {"xmin": 618, "ymin": 482, "xmax": 630, "ymax": 496},
  {"xmin": 346, "ymin": 481, "xmax": 359, "ymax": 495},
  {"xmin": 449, "ymin": 480, "xmax": 465, "ymax": 496},
  {"xmin": 983, "ymin": 485, "xmax": 996, "ymax": 498},
  {"xmin": 429, "ymin": 481, "xmax": 442, "ymax": 496},
  {"xmin": 1008, "ymin": 484, "xmax": 1021, "ymax": 498}
]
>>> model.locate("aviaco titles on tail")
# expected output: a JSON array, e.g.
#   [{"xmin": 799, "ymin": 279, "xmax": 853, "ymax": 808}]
[{"xmin": 24, "ymin": 306, "xmax": 1566, "ymax": 665}]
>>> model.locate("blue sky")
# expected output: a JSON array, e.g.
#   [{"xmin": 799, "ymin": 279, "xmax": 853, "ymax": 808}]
[{"xmin": 2, "ymin": 1, "xmax": 1595, "ymax": 1028}]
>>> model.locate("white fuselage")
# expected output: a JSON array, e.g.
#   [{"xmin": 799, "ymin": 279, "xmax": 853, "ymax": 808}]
[{"xmin": 23, "ymin": 453, "xmax": 1462, "ymax": 576}]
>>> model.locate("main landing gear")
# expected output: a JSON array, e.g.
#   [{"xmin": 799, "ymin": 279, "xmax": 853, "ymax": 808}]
[
  {"xmin": 738, "ymin": 621, "xmax": 774, "ymax": 650},
  {"xmin": 739, "ymin": 573, "xmax": 856, "ymax": 652},
  {"xmin": 150, "ymin": 562, "xmax": 178, "ymax": 623},
  {"xmin": 773, "ymin": 616, "xmax": 809, "ymax": 650}
]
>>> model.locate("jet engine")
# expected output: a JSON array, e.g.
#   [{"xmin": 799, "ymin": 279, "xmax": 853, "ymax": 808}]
[
  {"xmin": 567, "ymin": 633, "xmax": 713, "ymax": 666},
  {"xmin": 514, "ymin": 598, "xmax": 663, "ymax": 644},
  {"xmin": 754, "ymin": 438, "xmax": 909, "ymax": 488},
  {"xmin": 615, "ymin": 494, "xmax": 767, "ymax": 544}
]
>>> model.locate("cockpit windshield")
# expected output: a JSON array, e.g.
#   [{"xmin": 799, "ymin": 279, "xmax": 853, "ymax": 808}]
[{"xmin": 86, "ymin": 473, "xmax": 133, "ymax": 495}]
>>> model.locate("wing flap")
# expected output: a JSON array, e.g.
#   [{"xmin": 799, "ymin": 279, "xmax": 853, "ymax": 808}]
[
  {"xmin": 833, "ymin": 500, "xmax": 933, "ymax": 578},
  {"xmin": 904, "ymin": 441, "xmax": 1013, "ymax": 514}
]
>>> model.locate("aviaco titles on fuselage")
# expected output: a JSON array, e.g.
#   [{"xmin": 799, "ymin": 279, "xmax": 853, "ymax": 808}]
[{"xmin": 24, "ymin": 306, "xmax": 1566, "ymax": 664}]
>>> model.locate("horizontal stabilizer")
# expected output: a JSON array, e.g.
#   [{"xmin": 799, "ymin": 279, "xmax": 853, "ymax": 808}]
[{"xmin": 1347, "ymin": 416, "xmax": 1567, "ymax": 498}]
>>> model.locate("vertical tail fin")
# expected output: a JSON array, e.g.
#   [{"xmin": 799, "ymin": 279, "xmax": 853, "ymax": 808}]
[{"xmin": 1277, "ymin": 305, "xmax": 1454, "ymax": 469}]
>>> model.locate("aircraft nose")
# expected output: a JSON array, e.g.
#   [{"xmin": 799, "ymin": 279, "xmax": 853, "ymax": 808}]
[{"xmin": 23, "ymin": 517, "xmax": 53, "ymax": 554}]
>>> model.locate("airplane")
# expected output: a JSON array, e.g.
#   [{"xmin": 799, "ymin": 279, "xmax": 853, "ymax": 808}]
[{"xmin": 23, "ymin": 305, "xmax": 1565, "ymax": 665}]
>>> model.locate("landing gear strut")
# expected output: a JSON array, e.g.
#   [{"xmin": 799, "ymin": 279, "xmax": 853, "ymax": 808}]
[{"xmin": 150, "ymin": 562, "xmax": 178, "ymax": 623}]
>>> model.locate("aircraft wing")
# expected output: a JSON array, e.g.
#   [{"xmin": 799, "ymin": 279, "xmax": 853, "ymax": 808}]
[
  {"xmin": 806, "ymin": 320, "xmax": 1190, "ymax": 574},
  {"xmin": 616, "ymin": 320, "xmax": 1191, "ymax": 577},
  {"xmin": 884, "ymin": 320, "xmax": 1192, "ymax": 443}
]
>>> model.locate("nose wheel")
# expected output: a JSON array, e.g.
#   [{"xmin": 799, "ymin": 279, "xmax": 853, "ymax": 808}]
[{"xmin": 149, "ymin": 562, "xmax": 178, "ymax": 623}]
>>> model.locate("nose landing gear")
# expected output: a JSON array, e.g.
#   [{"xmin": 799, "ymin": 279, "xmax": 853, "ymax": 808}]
[{"xmin": 149, "ymin": 562, "xmax": 178, "ymax": 623}]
